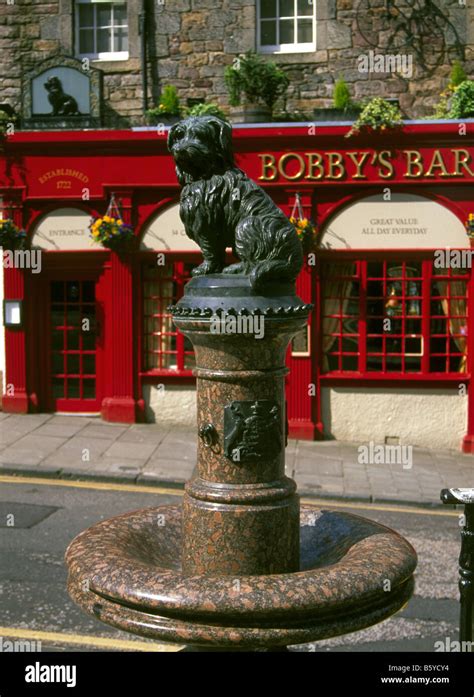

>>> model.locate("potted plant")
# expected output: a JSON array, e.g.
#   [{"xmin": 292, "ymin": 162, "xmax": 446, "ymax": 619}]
[
  {"xmin": 184, "ymin": 102, "xmax": 228, "ymax": 120},
  {"xmin": 146, "ymin": 85, "xmax": 182, "ymax": 126},
  {"xmin": 346, "ymin": 97, "xmax": 403, "ymax": 138},
  {"xmin": 224, "ymin": 51, "xmax": 289, "ymax": 123},
  {"xmin": 313, "ymin": 78, "xmax": 362, "ymax": 122},
  {"xmin": 0, "ymin": 219, "xmax": 26, "ymax": 250}
]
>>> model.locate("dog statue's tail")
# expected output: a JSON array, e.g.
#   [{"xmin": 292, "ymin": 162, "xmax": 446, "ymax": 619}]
[{"xmin": 236, "ymin": 216, "xmax": 304, "ymax": 291}]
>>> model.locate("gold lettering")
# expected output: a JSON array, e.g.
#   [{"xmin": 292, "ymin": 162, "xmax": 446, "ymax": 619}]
[
  {"xmin": 377, "ymin": 150, "xmax": 394, "ymax": 179},
  {"xmin": 304, "ymin": 152, "xmax": 324, "ymax": 180},
  {"xmin": 453, "ymin": 149, "xmax": 474, "ymax": 177},
  {"xmin": 278, "ymin": 153, "xmax": 305, "ymax": 181},
  {"xmin": 404, "ymin": 150, "xmax": 423, "ymax": 178},
  {"xmin": 425, "ymin": 149, "xmax": 451, "ymax": 178},
  {"xmin": 326, "ymin": 152, "xmax": 345, "ymax": 180},
  {"xmin": 347, "ymin": 152, "xmax": 369, "ymax": 179},
  {"xmin": 258, "ymin": 154, "xmax": 277, "ymax": 181}
]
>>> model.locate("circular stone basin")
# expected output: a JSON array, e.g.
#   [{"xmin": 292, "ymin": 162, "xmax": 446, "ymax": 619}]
[{"xmin": 65, "ymin": 504, "xmax": 416, "ymax": 649}]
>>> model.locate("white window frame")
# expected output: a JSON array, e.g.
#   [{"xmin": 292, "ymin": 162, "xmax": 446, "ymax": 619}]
[
  {"xmin": 257, "ymin": 0, "xmax": 316, "ymax": 54},
  {"xmin": 75, "ymin": 0, "xmax": 129, "ymax": 62}
]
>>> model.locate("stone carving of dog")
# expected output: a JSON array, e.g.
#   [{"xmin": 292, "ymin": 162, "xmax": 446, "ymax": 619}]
[
  {"xmin": 44, "ymin": 76, "xmax": 80, "ymax": 116},
  {"xmin": 167, "ymin": 116, "xmax": 303, "ymax": 290}
]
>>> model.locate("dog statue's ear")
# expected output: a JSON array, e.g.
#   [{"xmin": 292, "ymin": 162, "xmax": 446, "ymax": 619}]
[
  {"xmin": 206, "ymin": 117, "xmax": 234, "ymax": 168},
  {"xmin": 167, "ymin": 121, "xmax": 182, "ymax": 152}
]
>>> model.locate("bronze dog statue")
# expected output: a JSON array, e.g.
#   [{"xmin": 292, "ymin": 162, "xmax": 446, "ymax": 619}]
[
  {"xmin": 44, "ymin": 76, "xmax": 80, "ymax": 117},
  {"xmin": 167, "ymin": 116, "xmax": 303, "ymax": 290}
]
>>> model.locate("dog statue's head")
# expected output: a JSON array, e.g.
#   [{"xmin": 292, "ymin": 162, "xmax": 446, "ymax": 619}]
[
  {"xmin": 167, "ymin": 116, "xmax": 234, "ymax": 186},
  {"xmin": 44, "ymin": 76, "xmax": 63, "ymax": 96}
]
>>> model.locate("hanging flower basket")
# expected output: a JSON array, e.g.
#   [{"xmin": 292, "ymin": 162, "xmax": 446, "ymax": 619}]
[
  {"xmin": 466, "ymin": 213, "xmax": 474, "ymax": 239},
  {"xmin": 90, "ymin": 194, "xmax": 134, "ymax": 251},
  {"xmin": 290, "ymin": 216, "xmax": 318, "ymax": 253},
  {"xmin": 90, "ymin": 215, "xmax": 134, "ymax": 250},
  {"xmin": 0, "ymin": 219, "xmax": 27, "ymax": 250},
  {"xmin": 289, "ymin": 193, "xmax": 318, "ymax": 254}
]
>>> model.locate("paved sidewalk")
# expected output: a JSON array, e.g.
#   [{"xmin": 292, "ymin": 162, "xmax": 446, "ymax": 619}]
[{"xmin": 0, "ymin": 413, "xmax": 472, "ymax": 505}]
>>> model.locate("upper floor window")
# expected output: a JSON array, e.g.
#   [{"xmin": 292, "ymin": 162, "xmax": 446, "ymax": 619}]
[
  {"xmin": 258, "ymin": 0, "xmax": 316, "ymax": 54},
  {"xmin": 75, "ymin": 0, "xmax": 129, "ymax": 61}
]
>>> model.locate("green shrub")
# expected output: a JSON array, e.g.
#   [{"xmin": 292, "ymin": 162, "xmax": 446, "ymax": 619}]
[
  {"xmin": 184, "ymin": 102, "xmax": 228, "ymax": 120},
  {"xmin": 333, "ymin": 78, "xmax": 352, "ymax": 111},
  {"xmin": 146, "ymin": 85, "xmax": 181, "ymax": 120},
  {"xmin": 449, "ymin": 61, "xmax": 467, "ymax": 89},
  {"xmin": 347, "ymin": 97, "xmax": 403, "ymax": 137},
  {"xmin": 224, "ymin": 51, "xmax": 289, "ymax": 112},
  {"xmin": 448, "ymin": 80, "xmax": 474, "ymax": 119}
]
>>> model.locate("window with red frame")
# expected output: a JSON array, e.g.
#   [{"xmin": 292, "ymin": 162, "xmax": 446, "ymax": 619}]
[
  {"xmin": 142, "ymin": 261, "xmax": 195, "ymax": 373},
  {"xmin": 322, "ymin": 260, "xmax": 468, "ymax": 375}
]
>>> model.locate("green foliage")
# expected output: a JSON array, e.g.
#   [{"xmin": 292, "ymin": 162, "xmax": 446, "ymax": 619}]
[
  {"xmin": 449, "ymin": 61, "xmax": 467, "ymax": 89},
  {"xmin": 184, "ymin": 102, "xmax": 228, "ymax": 120},
  {"xmin": 333, "ymin": 78, "xmax": 352, "ymax": 111},
  {"xmin": 224, "ymin": 51, "xmax": 289, "ymax": 111},
  {"xmin": 146, "ymin": 85, "xmax": 181, "ymax": 119},
  {"xmin": 0, "ymin": 111, "xmax": 14, "ymax": 136},
  {"xmin": 448, "ymin": 80, "xmax": 474, "ymax": 119},
  {"xmin": 347, "ymin": 97, "xmax": 403, "ymax": 137}
]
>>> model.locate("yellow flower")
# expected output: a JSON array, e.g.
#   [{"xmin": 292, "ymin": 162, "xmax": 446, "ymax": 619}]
[
  {"xmin": 103, "ymin": 215, "xmax": 111, "ymax": 223},
  {"xmin": 117, "ymin": 219, "xmax": 123, "ymax": 227},
  {"xmin": 289, "ymin": 216, "xmax": 296, "ymax": 224}
]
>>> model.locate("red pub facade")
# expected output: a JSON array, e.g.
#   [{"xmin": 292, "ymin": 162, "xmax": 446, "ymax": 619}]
[{"xmin": 1, "ymin": 121, "xmax": 474, "ymax": 451}]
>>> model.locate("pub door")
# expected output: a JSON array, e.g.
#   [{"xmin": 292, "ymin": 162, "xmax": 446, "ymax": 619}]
[{"xmin": 46, "ymin": 277, "xmax": 104, "ymax": 412}]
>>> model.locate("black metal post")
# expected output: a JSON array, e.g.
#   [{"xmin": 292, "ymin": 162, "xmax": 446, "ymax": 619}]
[
  {"xmin": 441, "ymin": 488, "xmax": 474, "ymax": 648},
  {"xmin": 139, "ymin": 0, "xmax": 148, "ymax": 115}
]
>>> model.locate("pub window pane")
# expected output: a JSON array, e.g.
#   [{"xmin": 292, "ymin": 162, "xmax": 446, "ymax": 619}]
[
  {"xmin": 67, "ymin": 330, "xmax": 80, "ymax": 350},
  {"xmin": 279, "ymin": 19, "xmax": 294, "ymax": 43},
  {"xmin": 297, "ymin": 18, "xmax": 312, "ymax": 42},
  {"xmin": 67, "ymin": 354, "xmax": 80, "ymax": 375},
  {"xmin": 97, "ymin": 28, "xmax": 111, "ymax": 53},
  {"xmin": 83, "ymin": 379, "xmax": 96, "ymax": 399},
  {"xmin": 261, "ymin": 20, "xmax": 277, "ymax": 45},
  {"xmin": 297, "ymin": 0, "xmax": 312, "ymax": 15},
  {"xmin": 79, "ymin": 30, "xmax": 94, "ymax": 56},
  {"xmin": 82, "ymin": 354, "xmax": 96, "ymax": 375},
  {"xmin": 114, "ymin": 27, "xmax": 128, "ymax": 52},
  {"xmin": 97, "ymin": 4, "xmax": 113, "ymax": 27},
  {"xmin": 52, "ymin": 378, "xmax": 64, "ymax": 399},
  {"xmin": 78, "ymin": 3, "xmax": 94, "ymax": 26},
  {"xmin": 67, "ymin": 379, "xmax": 80, "ymax": 398},
  {"xmin": 279, "ymin": 0, "xmax": 294, "ymax": 17},
  {"xmin": 114, "ymin": 4, "xmax": 127, "ymax": 24},
  {"xmin": 52, "ymin": 353, "xmax": 64, "ymax": 375},
  {"xmin": 51, "ymin": 282, "xmax": 64, "ymax": 302},
  {"xmin": 261, "ymin": 0, "xmax": 276, "ymax": 17},
  {"xmin": 52, "ymin": 331, "xmax": 64, "ymax": 351}
]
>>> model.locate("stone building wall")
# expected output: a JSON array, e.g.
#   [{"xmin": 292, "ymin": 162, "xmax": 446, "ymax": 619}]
[{"xmin": 0, "ymin": 0, "xmax": 473, "ymax": 127}]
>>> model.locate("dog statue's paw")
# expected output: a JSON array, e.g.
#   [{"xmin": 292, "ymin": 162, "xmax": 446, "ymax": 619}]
[
  {"xmin": 191, "ymin": 261, "xmax": 222, "ymax": 276},
  {"xmin": 222, "ymin": 262, "xmax": 245, "ymax": 274}
]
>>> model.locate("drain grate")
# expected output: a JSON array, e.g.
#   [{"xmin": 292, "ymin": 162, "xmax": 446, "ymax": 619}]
[{"xmin": 0, "ymin": 502, "xmax": 60, "ymax": 529}]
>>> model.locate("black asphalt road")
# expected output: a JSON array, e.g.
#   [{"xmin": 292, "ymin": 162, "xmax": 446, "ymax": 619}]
[{"xmin": 0, "ymin": 475, "xmax": 464, "ymax": 652}]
